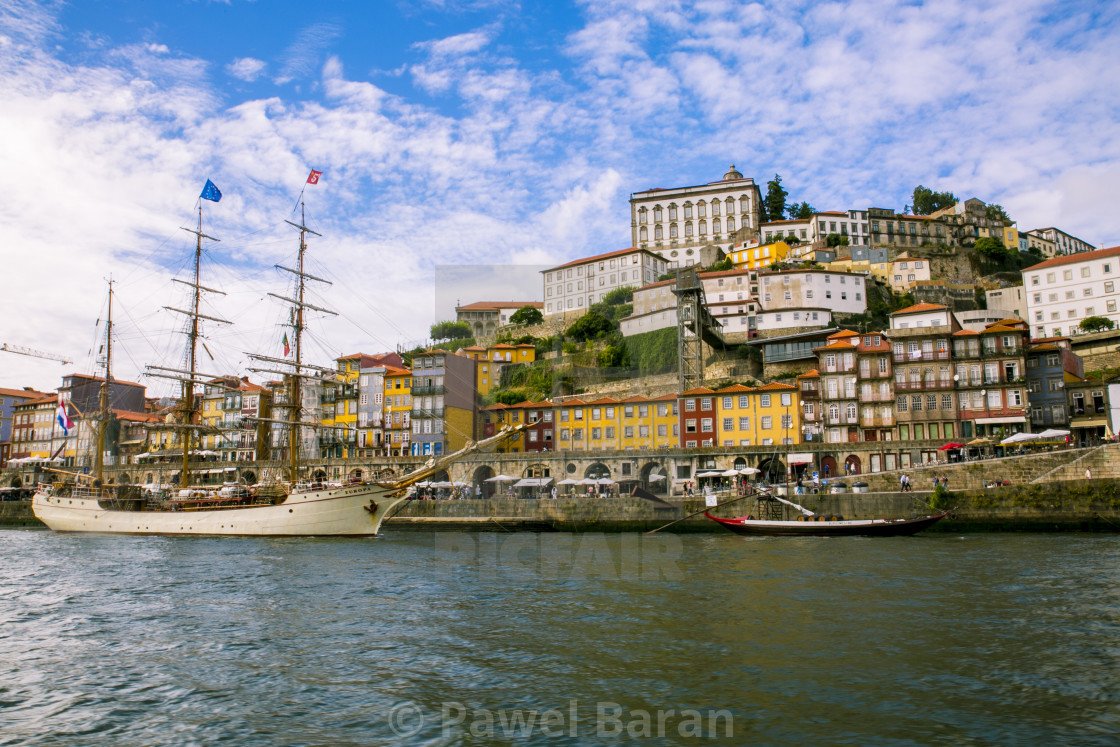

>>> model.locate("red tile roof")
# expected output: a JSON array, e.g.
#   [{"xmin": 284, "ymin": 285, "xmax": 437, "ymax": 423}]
[
  {"xmin": 715, "ymin": 384, "xmax": 755, "ymax": 393},
  {"xmin": 755, "ymin": 382, "xmax": 797, "ymax": 391},
  {"xmin": 0, "ymin": 387, "xmax": 47, "ymax": 399},
  {"xmin": 679, "ymin": 387, "xmax": 716, "ymax": 396},
  {"xmin": 952, "ymin": 329, "xmax": 981, "ymax": 336},
  {"xmin": 797, "ymin": 369, "xmax": 820, "ymax": 378},
  {"xmin": 546, "ymin": 247, "xmax": 656, "ymax": 271},
  {"xmin": 891, "ymin": 302, "xmax": 949, "ymax": 315},
  {"xmin": 1024, "ymin": 245, "xmax": 1120, "ymax": 272},
  {"xmin": 456, "ymin": 301, "xmax": 543, "ymax": 311}
]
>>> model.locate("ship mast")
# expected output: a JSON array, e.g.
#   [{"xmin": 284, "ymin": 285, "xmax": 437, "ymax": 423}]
[
  {"xmin": 155, "ymin": 203, "xmax": 229, "ymax": 490},
  {"xmin": 94, "ymin": 279, "xmax": 113, "ymax": 483}
]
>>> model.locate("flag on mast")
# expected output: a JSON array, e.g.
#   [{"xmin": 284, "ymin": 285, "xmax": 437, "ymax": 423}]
[
  {"xmin": 306, "ymin": 170, "xmax": 322, "ymax": 185},
  {"xmin": 56, "ymin": 398, "xmax": 73, "ymax": 435},
  {"xmin": 283, "ymin": 333, "xmax": 291, "ymax": 357},
  {"xmin": 200, "ymin": 179, "xmax": 222, "ymax": 202}
]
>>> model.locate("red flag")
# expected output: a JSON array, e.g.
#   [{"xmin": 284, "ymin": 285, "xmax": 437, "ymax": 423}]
[{"xmin": 307, "ymin": 170, "xmax": 322, "ymax": 185}]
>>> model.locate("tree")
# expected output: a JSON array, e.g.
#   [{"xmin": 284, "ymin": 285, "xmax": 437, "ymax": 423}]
[
  {"xmin": 911, "ymin": 185, "xmax": 957, "ymax": 215},
  {"xmin": 825, "ymin": 233, "xmax": 850, "ymax": 247},
  {"xmin": 601, "ymin": 286, "xmax": 635, "ymax": 305},
  {"xmin": 974, "ymin": 236, "xmax": 1014, "ymax": 263},
  {"xmin": 787, "ymin": 201, "xmax": 815, "ymax": 220},
  {"xmin": 565, "ymin": 310, "xmax": 614, "ymax": 342},
  {"xmin": 430, "ymin": 320, "xmax": 473, "ymax": 341},
  {"xmin": 1080, "ymin": 316, "xmax": 1116, "ymax": 333},
  {"xmin": 763, "ymin": 174, "xmax": 788, "ymax": 223},
  {"xmin": 985, "ymin": 203, "xmax": 1011, "ymax": 224},
  {"xmin": 509, "ymin": 305, "xmax": 544, "ymax": 326},
  {"xmin": 706, "ymin": 257, "xmax": 733, "ymax": 272}
]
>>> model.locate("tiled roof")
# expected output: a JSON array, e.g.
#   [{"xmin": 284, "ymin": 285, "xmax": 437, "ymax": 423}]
[
  {"xmin": 679, "ymin": 387, "xmax": 716, "ymax": 396},
  {"xmin": 620, "ymin": 395, "xmax": 649, "ymax": 402},
  {"xmin": 456, "ymin": 301, "xmax": 543, "ymax": 311},
  {"xmin": 0, "ymin": 387, "xmax": 47, "ymax": 399},
  {"xmin": 585, "ymin": 396, "xmax": 619, "ymax": 405},
  {"xmin": 797, "ymin": 369, "xmax": 820, "ymax": 378},
  {"xmin": 952, "ymin": 329, "xmax": 981, "ymax": 336},
  {"xmin": 545, "ymin": 247, "xmax": 656, "ymax": 271},
  {"xmin": 828, "ymin": 330, "xmax": 860, "ymax": 340},
  {"xmin": 1024, "ymin": 245, "xmax": 1120, "ymax": 271},
  {"xmin": 755, "ymin": 382, "xmax": 797, "ymax": 391},
  {"xmin": 383, "ymin": 366, "xmax": 412, "ymax": 377},
  {"xmin": 814, "ymin": 340, "xmax": 856, "ymax": 351},
  {"xmin": 891, "ymin": 302, "xmax": 949, "ymax": 315},
  {"xmin": 715, "ymin": 384, "xmax": 754, "ymax": 393},
  {"xmin": 62, "ymin": 373, "xmax": 144, "ymax": 388}
]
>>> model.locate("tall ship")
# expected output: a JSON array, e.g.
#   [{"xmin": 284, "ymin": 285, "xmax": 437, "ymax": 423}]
[{"xmin": 33, "ymin": 179, "xmax": 517, "ymax": 536}]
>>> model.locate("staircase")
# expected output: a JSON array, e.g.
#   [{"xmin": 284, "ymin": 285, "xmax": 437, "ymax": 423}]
[{"xmin": 1031, "ymin": 443, "xmax": 1120, "ymax": 483}]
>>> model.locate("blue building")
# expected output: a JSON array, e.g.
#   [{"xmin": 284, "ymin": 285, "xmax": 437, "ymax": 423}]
[{"xmin": 1025, "ymin": 338, "xmax": 1084, "ymax": 429}]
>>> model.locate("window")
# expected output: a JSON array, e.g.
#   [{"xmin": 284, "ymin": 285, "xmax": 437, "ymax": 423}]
[
  {"xmin": 685, "ymin": 399, "xmax": 696, "ymax": 411},
  {"xmin": 760, "ymin": 394, "xmax": 771, "ymax": 407},
  {"xmin": 722, "ymin": 418, "xmax": 733, "ymax": 431},
  {"xmin": 761, "ymin": 416, "xmax": 772, "ymax": 429},
  {"xmin": 701, "ymin": 418, "xmax": 713, "ymax": 432},
  {"xmin": 739, "ymin": 417, "xmax": 750, "ymax": 430},
  {"xmin": 685, "ymin": 419, "xmax": 697, "ymax": 433}
]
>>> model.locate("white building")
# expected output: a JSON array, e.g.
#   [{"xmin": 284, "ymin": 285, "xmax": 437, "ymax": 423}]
[
  {"xmin": 756, "ymin": 308, "xmax": 832, "ymax": 332},
  {"xmin": 629, "ymin": 166, "xmax": 763, "ymax": 268},
  {"xmin": 620, "ymin": 269, "xmax": 760, "ymax": 338},
  {"xmin": 1026, "ymin": 227, "xmax": 1095, "ymax": 256},
  {"xmin": 543, "ymin": 247, "xmax": 667, "ymax": 316},
  {"xmin": 1023, "ymin": 246, "xmax": 1120, "ymax": 339},
  {"xmin": 758, "ymin": 270, "xmax": 868, "ymax": 316},
  {"xmin": 986, "ymin": 286, "xmax": 1027, "ymax": 320},
  {"xmin": 887, "ymin": 253, "xmax": 932, "ymax": 293}
]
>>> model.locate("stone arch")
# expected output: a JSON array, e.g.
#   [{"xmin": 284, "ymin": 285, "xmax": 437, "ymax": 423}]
[
  {"xmin": 758, "ymin": 457, "xmax": 785, "ymax": 483},
  {"xmin": 733, "ymin": 456, "xmax": 748, "ymax": 470},
  {"xmin": 9, "ymin": 476, "xmax": 21, "ymax": 488},
  {"xmin": 118, "ymin": 473, "xmax": 130, "ymax": 484},
  {"xmin": 144, "ymin": 473, "xmax": 154, "ymax": 485},
  {"xmin": 312, "ymin": 468, "xmax": 327, "ymax": 481},
  {"xmin": 584, "ymin": 462, "xmax": 611, "ymax": 480},
  {"xmin": 242, "ymin": 470, "xmax": 257, "ymax": 485},
  {"xmin": 348, "ymin": 468, "xmax": 363, "ymax": 483},
  {"xmin": 820, "ymin": 455, "xmax": 838, "ymax": 478},
  {"xmin": 640, "ymin": 462, "xmax": 667, "ymax": 493},
  {"xmin": 844, "ymin": 455, "xmax": 861, "ymax": 475},
  {"xmin": 472, "ymin": 465, "xmax": 494, "ymax": 498}
]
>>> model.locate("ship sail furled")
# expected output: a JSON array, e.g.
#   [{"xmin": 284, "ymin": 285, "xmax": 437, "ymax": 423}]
[
  {"xmin": 244, "ymin": 201, "xmax": 338, "ymax": 483},
  {"xmin": 146, "ymin": 186, "xmax": 231, "ymax": 489}
]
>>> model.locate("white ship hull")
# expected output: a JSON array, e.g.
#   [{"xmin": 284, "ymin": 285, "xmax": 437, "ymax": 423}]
[{"xmin": 32, "ymin": 483, "xmax": 407, "ymax": 537}]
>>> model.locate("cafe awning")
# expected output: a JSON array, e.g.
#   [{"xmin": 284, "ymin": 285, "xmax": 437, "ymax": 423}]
[
  {"xmin": 976, "ymin": 416, "xmax": 1027, "ymax": 424},
  {"xmin": 514, "ymin": 477, "xmax": 553, "ymax": 488}
]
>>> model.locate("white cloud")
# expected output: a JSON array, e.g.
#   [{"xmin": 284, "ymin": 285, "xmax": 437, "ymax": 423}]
[
  {"xmin": 227, "ymin": 56, "xmax": 267, "ymax": 82},
  {"xmin": 274, "ymin": 21, "xmax": 341, "ymax": 85}
]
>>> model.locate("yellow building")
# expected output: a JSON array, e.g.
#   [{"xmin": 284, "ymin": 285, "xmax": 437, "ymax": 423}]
[
  {"xmin": 382, "ymin": 365, "xmax": 412, "ymax": 457},
  {"xmin": 728, "ymin": 241, "xmax": 793, "ymax": 271},
  {"xmin": 714, "ymin": 383, "xmax": 801, "ymax": 447},
  {"xmin": 479, "ymin": 403, "xmax": 528, "ymax": 452},
  {"xmin": 463, "ymin": 343, "xmax": 537, "ymax": 396}
]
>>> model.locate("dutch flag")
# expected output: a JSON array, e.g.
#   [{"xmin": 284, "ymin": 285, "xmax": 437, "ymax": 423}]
[{"xmin": 56, "ymin": 398, "xmax": 74, "ymax": 435}]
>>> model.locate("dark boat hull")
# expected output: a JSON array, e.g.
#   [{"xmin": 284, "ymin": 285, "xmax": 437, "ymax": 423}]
[{"xmin": 704, "ymin": 511, "xmax": 948, "ymax": 537}]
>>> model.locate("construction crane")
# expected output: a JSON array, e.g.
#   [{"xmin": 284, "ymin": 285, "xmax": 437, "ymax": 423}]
[{"xmin": 0, "ymin": 342, "xmax": 73, "ymax": 365}]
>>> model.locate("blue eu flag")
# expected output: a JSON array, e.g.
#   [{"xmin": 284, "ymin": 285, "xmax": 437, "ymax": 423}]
[{"xmin": 200, "ymin": 179, "xmax": 222, "ymax": 202}]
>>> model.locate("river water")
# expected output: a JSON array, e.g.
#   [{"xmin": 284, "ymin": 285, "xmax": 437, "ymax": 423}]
[{"xmin": 1, "ymin": 529, "xmax": 1118, "ymax": 746}]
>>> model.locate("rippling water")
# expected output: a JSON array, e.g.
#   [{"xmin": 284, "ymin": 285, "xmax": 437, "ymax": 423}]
[{"xmin": 1, "ymin": 529, "xmax": 1118, "ymax": 746}]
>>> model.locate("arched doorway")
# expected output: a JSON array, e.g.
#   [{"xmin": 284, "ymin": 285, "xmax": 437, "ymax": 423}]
[
  {"xmin": 312, "ymin": 469, "xmax": 327, "ymax": 481},
  {"xmin": 820, "ymin": 455, "xmax": 838, "ymax": 479},
  {"xmin": 758, "ymin": 458, "xmax": 785, "ymax": 484},
  {"xmin": 844, "ymin": 455, "xmax": 861, "ymax": 475},
  {"xmin": 242, "ymin": 470, "xmax": 257, "ymax": 485},
  {"xmin": 733, "ymin": 457, "xmax": 747, "ymax": 470},
  {"xmin": 640, "ymin": 462, "xmax": 667, "ymax": 493},
  {"xmin": 119, "ymin": 473, "xmax": 130, "ymax": 484},
  {"xmin": 472, "ymin": 465, "xmax": 494, "ymax": 498},
  {"xmin": 584, "ymin": 463, "xmax": 611, "ymax": 480},
  {"xmin": 348, "ymin": 468, "xmax": 363, "ymax": 484},
  {"xmin": 10, "ymin": 477, "xmax": 21, "ymax": 488}
]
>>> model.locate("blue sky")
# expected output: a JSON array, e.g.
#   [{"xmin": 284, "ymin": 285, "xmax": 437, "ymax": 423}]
[{"xmin": 3, "ymin": 0, "xmax": 1120, "ymax": 392}]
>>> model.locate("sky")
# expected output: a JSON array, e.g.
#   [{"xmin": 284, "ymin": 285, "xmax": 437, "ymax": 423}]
[{"xmin": 2, "ymin": 0, "xmax": 1119, "ymax": 394}]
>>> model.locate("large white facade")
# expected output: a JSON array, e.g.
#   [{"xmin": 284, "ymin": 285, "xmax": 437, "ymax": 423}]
[
  {"xmin": 629, "ymin": 166, "xmax": 763, "ymax": 268},
  {"xmin": 1027, "ymin": 227, "xmax": 1096, "ymax": 256},
  {"xmin": 1023, "ymin": 247, "xmax": 1120, "ymax": 339},
  {"xmin": 543, "ymin": 247, "xmax": 667, "ymax": 316},
  {"xmin": 758, "ymin": 270, "xmax": 867, "ymax": 316}
]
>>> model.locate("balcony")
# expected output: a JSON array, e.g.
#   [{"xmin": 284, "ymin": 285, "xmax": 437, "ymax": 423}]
[
  {"xmin": 860, "ymin": 415, "xmax": 894, "ymax": 427},
  {"xmin": 821, "ymin": 364, "xmax": 857, "ymax": 374},
  {"xmin": 961, "ymin": 407, "xmax": 1028, "ymax": 420},
  {"xmin": 858, "ymin": 390, "xmax": 893, "ymax": 403},
  {"xmin": 799, "ymin": 385, "xmax": 820, "ymax": 399},
  {"xmin": 825, "ymin": 415, "xmax": 860, "ymax": 426},
  {"xmin": 411, "ymin": 408, "xmax": 445, "ymax": 418},
  {"xmin": 893, "ymin": 351, "xmax": 950, "ymax": 362},
  {"xmin": 895, "ymin": 379, "xmax": 954, "ymax": 391},
  {"xmin": 411, "ymin": 385, "xmax": 446, "ymax": 396},
  {"xmin": 859, "ymin": 368, "xmax": 892, "ymax": 379}
]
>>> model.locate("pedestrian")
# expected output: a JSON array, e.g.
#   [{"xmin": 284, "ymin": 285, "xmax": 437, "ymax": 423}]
[
  {"xmin": 824, "ymin": 463, "xmax": 830, "ymax": 477},
  {"xmin": 551, "ymin": 486, "xmax": 558, "ymax": 500},
  {"xmin": 1086, "ymin": 467, "xmax": 1092, "ymax": 480},
  {"xmin": 933, "ymin": 475, "xmax": 940, "ymax": 489},
  {"xmin": 900, "ymin": 473, "xmax": 907, "ymax": 492}
]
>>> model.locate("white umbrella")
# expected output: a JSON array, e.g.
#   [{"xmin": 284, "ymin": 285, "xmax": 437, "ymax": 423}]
[
  {"xmin": 720, "ymin": 469, "xmax": 740, "ymax": 477},
  {"xmin": 596, "ymin": 477, "xmax": 615, "ymax": 485},
  {"xmin": 1001, "ymin": 432, "xmax": 1041, "ymax": 445},
  {"xmin": 1038, "ymin": 428, "xmax": 1071, "ymax": 439},
  {"xmin": 646, "ymin": 474, "xmax": 666, "ymax": 482},
  {"xmin": 738, "ymin": 467, "xmax": 761, "ymax": 475},
  {"xmin": 557, "ymin": 478, "xmax": 580, "ymax": 485},
  {"xmin": 695, "ymin": 471, "xmax": 722, "ymax": 478},
  {"xmin": 485, "ymin": 474, "xmax": 517, "ymax": 482},
  {"xmin": 452, "ymin": 481, "xmax": 470, "ymax": 487}
]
